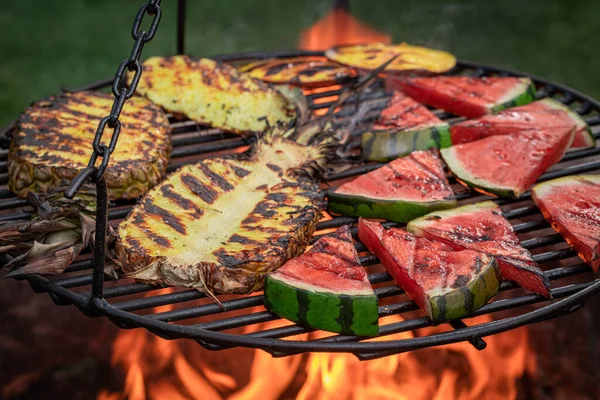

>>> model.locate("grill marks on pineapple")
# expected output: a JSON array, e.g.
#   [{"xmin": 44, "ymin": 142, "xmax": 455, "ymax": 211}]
[
  {"xmin": 10, "ymin": 91, "xmax": 171, "ymax": 199},
  {"xmin": 181, "ymin": 174, "xmax": 219, "ymax": 204},
  {"xmin": 118, "ymin": 148, "xmax": 323, "ymax": 269},
  {"xmin": 159, "ymin": 184, "xmax": 204, "ymax": 218},
  {"xmin": 133, "ymin": 55, "xmax": 296, "ymax": 134}
]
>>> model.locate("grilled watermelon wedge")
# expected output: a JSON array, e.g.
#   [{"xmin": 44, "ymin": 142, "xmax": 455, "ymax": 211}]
[
  {"xmin": 325, "ymin": 43, "xmax": 456, "ymax": 74},
  {"xmin": 132, "ymin": 56, "xmax": 297, "ymax": 134},
  {"xmin": 532, "ymin": 175, "xmax": 600, "ymax": 272},
  {"xmin": 328, "ymin": 150, "xmax": 456, "ymax": 222},
  {"xmin": 264, "ymin": 225, "xmax": 378, "ymax": 336},
  {"xmin": 358, "ymin": 219, "xmax": 500, "ymax": 322},
  {"xmin": 238, "ymin": 57, "xmax": 356, "ymax": 88},
  {"xmin": 408, "ymin": 201, "xmax": 551, "ymax": 298},
  {"xmin": 391, "ymin": 76, "xmax": 536, "ymax": 118},
  {"xmin": 361, "ymin": 92, "xmax": 451, "ymax": 161},
  {"xmin": 450, "ymin": 98, "xmax": 595, "ymax": 149},
  {"xmin": 442, "ymin": 127, "xmax": 575, "ymax": 198}
]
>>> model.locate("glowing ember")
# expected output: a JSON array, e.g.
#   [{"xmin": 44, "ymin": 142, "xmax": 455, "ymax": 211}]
[
  {"xmin": 97, "ymin": 307, "xmax": 534, "ymax": 400},
  {"xmin": 299, "ymin": 5, "xmax": 390, "ymax": 51}
]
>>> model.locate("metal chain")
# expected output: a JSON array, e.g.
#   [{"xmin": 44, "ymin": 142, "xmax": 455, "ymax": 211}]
[{"xmin": 81, "ymin": 0, "xmax": 162, "ymax": 185}]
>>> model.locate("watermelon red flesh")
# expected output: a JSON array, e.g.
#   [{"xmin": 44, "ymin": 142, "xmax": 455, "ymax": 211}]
[
  {"xmin": 264, "ymin": 225, "xmax": 378, "ymax": 336},
  {"xmin": 442, "ymin": 127, "xmax": 575, "ymax": 198},
  {"xmin": 372, "ymin": 91, "xmax": 446, "ymax": 131},
  {"xmin": 532, "ymin": 175, "xmax": 600, "ymax": 272},
  {"xmin": 407, "ymin": 201, "xmax": 551, "ymax": 298},
  {"xmin": 450, "ymin": 98, "xmax": 595, "ymax": 149},
  {"xmin": 361, "ymin": 92, "xmax": 451, "ymax": 162},
  {"xmin": 358, "ymin": 219, "xmax": 501, "ymax": 321},
  {"xmin": 329, "ymin": 150, "xmax": 456, "ymax": 222},
  {"xmin": 390, "ymin": 76, "xmax": 535, "ymax": 118}
]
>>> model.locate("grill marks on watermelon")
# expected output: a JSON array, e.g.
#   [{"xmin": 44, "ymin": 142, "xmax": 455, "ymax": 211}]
[
  {"xmin": 390, "ymin": 76, "xmax": 536, "ymax": 118},
  {"xmin": 408, "ymin": 201, "xmax": 551, "ymax": 298},
  {"xmin": 532, "ymin": 175, "xmax": 600, "ymax": 272},
  {"xmin": 450, "ymin": 98, "xmax": 595, "ymax": 149},
  {"xmin": 358, "ymin": 219, "xmax": 501, "ymax": 322},
  {"xmin": 441, "ymin": 126, "xmax": 575, "ymax": 198},
  {"xmin": 361, "ymin": 92, "xmax": 451, "ymax": 161},
  {"xmin": 328, "ymin": 150, "xmax": 456, "ymax": 222},
  {"xmin": 264, "ymin": 225, "xmax": 378, "ymax": 336}
]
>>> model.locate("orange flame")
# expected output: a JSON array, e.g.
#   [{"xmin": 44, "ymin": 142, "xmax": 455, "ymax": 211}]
[
  {"xmin": 299, "ymin": 8, "xmax": 391, "ymax": 51},
  {"xmin": 98, "ymin": 301, "xmax": 534, "ymax": 400}
]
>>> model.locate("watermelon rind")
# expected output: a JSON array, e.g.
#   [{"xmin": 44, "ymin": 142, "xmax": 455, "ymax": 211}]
[
  {"xmin": 538, "ymin": 98, "xmax": 596, "ymax": 148},
  {"xmin": 440, "ymin": 146, "xmax": 520, "ymax": 198},
  {"xmin": 264, "ymin": 274, "xmax": 379, "ymax": 336},
  {"xmin": 490, "ymin": 78, "xmax": 537, "ymax": 114},
  {"xmin": 327, "ymin": 190, "xmax": 457, "ymax": 223},
  {"xmin": 426, "ymin": 256, "xmax": 501, "ymax": 322},
  {"xmin": 361, "ymin": 123, "xmax": 452, "ymax": 162}
]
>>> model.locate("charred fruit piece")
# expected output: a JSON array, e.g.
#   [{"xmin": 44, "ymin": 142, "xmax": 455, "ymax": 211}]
[
  {"xmin": 408, "ymin": 201, "xmax": 551, "ymax": 298},
  {"xmin": 264, "ymin": 225, "xmax": 378, "ymax": 336},
  {"xmin": 450, "ymin": 98, "xmax": 595, "ymax": 149},
  {"xmin": 328, "ymin": 151, "xmax": 456, "ymax": 222},
  {"xmin": 441, "ymin": 127, "xmax": 575, "ymax": 198},
  {"xmin": 532, "ymin": 175, "xmax": 600, "ymax": 271},
  {"xmin": 359, "ymin": 219, "xmax": 500, "ymax": 322},
  {"xmin": 238, "ymin": 57, "xmax": 356, "ymax": 88},
  {"xmin": 132, "ymin": 56, "xmax": 297, "ymax": 134},
  {"xmin": 391, "ymin": 76, "xmax": 536, "ymax": 118},
  {"xmin": 325, "ymin": 43, "xmax": 456, "ymax": 74},
  {"xmin": 9, "ymin": 91, "xmax": 171, "ymax": 200},
  {"xmin": 361, "ymin": 92, "xmax": 451, "ymax": 161},
  {"xmin": 115, "ymin": 120, "xmax": 339, "ymax": 297}
]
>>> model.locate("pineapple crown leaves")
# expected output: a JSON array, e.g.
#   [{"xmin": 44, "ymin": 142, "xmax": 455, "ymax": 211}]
[{"xmin": 0, "ymin": 188, "xmax": 98, "ymax": 279}]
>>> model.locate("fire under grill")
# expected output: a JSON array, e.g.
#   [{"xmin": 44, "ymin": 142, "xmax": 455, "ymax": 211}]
[{"xmin": 2, "ymin": 50, "xmax": 600, "ymax": 361}]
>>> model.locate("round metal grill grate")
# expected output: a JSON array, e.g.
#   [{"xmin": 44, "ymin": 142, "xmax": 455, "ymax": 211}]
[{"xmin": 3, "ymin": 50, "xmax": 600, "ymax": 360}]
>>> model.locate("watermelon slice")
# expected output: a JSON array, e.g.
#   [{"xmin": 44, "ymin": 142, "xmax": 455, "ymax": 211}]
[
  {"xmin": 532, "ymin": 175, "xmax": 600, "ymax": 272},
  {"xmin": 441, "ymin": 127, "xmax": 575, "ymax": 198},
  {"xmin": 450, "ymin": 98, "xmax": 595, "ymax": 149},
  {"xmin": 264, "ymin": 225, "xmax": 378, "ymax": 336},
  {"xmin": 361, "ymin": 91, "xmax": 451, "ymax": 161},
  {"xmin": 328, "ymin": 150, "xmax": 457, "ymax": 222},
  {"xmin": 390, "ymin": 76, "xmax": 536, "ymax": 118},
  {"xmin": 359, "ymin": 219, "xmax": 501, "ymax": 322},
  {"xmin": 407, "ymin": 201, "xmax": 551, "ymax": 298}
]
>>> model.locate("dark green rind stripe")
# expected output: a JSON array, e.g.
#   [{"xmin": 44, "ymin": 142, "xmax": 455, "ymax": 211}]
[
  {"xmin": 264, "ymin": 275, "xmax": 379, "ymax": 337},
  {"xmin": 327, "ymin": 191, "xmax": 457, "ymax": 223},
  {"xmin": 490, "ymin": 80, "xmax": 536, "ymax": 114},
  {"xmin": 427, "ymin": 258, "xmax": 501, "ymax": 322},
  {"xmin": 361, "ymin": 123, "xmax": 451, "ymax": 162}
]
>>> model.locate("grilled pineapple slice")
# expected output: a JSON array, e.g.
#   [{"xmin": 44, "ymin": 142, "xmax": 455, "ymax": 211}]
[
  {"xmin": 132, "ymin": 56, "xmax": 297, "ymax": 134},
  {"xmin": 9, "ymin": 91, "xmax": 171, "ymax": 200},
  {"xmin": 116, "ymin": 123, "xmax": 333, "ymax": 295}
]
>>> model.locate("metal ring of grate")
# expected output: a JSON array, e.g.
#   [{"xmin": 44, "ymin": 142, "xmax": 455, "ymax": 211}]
[{"xmin": 4, "ymin": 50, "xmax": 600, "ymax": 360}]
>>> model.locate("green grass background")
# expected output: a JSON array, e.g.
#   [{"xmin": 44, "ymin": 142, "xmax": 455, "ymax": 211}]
[{"xmin": 1, "ymin": 0, "xmax": 599, "ymax": 126}]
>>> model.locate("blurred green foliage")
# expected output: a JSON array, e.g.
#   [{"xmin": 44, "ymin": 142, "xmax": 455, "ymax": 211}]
[{"xmin": 1, "ymin": 0, "xmax": 599, "ymax": 126}]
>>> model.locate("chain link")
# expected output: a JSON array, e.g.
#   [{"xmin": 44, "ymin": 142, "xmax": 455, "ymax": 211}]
[{"xmin": 81, "ymin": 0, "xmax": 162, "ymax": 183}]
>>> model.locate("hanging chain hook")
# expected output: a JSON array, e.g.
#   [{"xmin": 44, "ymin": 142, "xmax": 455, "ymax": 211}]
[
  {"xmin": 65, "ymin": 0, "xmax": 162, "ymax": 198},
  {"xmin": 63, "ymin": 0, "xmax": 163, "ymax": 301}
]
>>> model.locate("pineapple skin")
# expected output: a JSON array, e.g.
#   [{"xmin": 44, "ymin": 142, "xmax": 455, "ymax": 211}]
[
  {"xmin": 9, "ymin": 91, "xmax": 172, "ymax": 200},
  {"xmin": 115, "ymin": 136, "xmax": 325, "ymax": 295}
]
